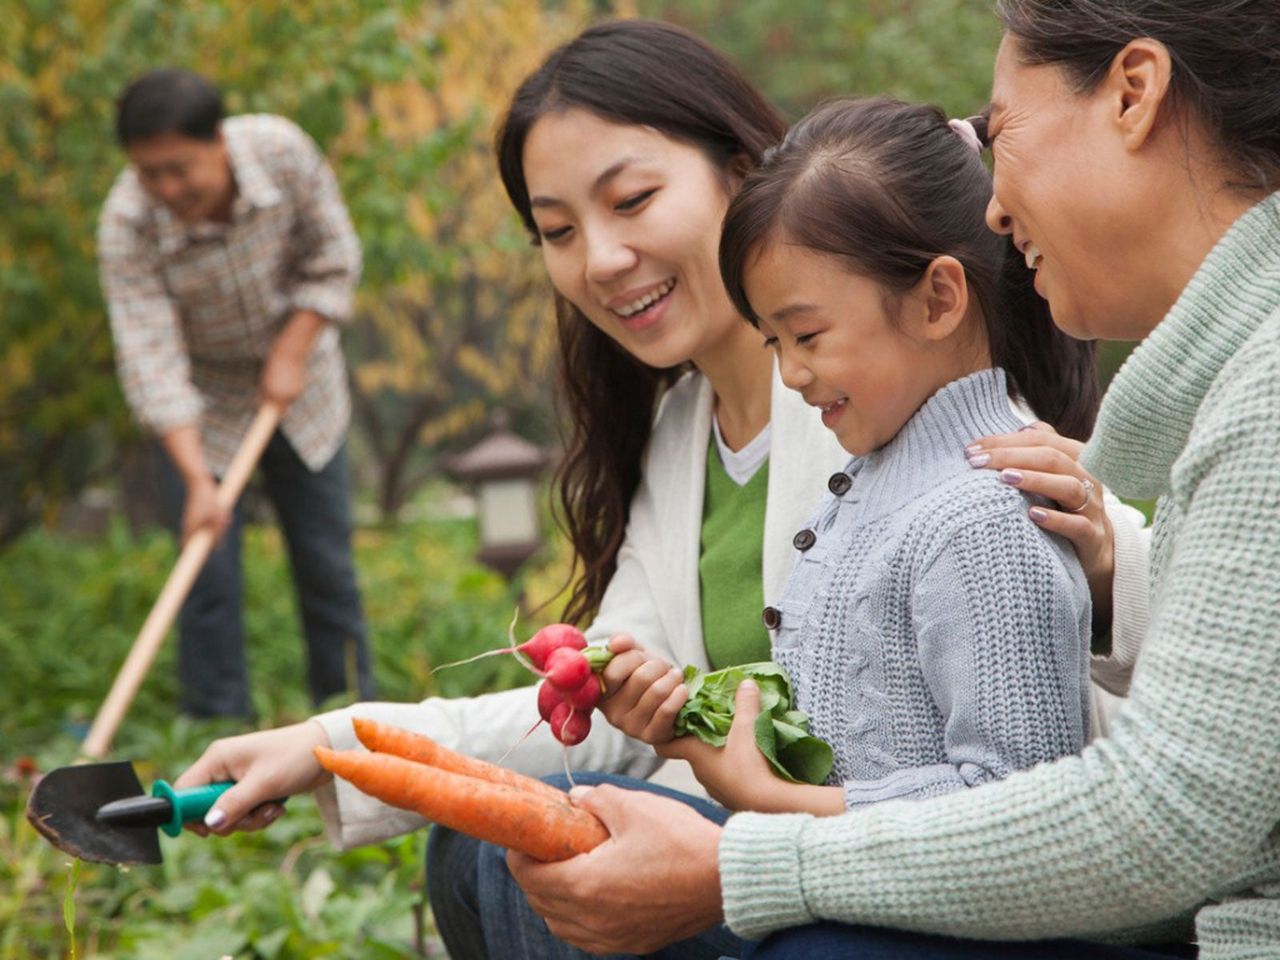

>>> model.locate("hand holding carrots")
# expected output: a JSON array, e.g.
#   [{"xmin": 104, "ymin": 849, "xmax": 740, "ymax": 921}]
[
  {"xmin": 595, "ymin": 634, "xmax": 689, "ymax": 744},
  {"xmin": 507, "ymin": 783, "xmax": 725, "ymax": 955}
]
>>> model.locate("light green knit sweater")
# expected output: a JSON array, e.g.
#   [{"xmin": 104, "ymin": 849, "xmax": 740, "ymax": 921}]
[{"xmin": 718, "ymin": 191, "xmax": 1280, "ymax": 959}]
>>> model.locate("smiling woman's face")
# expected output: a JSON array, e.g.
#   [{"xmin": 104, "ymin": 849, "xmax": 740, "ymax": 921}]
[
  {"xmin": 984, "ymin": 37, "xmax": 1170, "ymax": 341},
  {"xmin": 521, "ymin": 108, "xmax": 743, "ymax": 370}
]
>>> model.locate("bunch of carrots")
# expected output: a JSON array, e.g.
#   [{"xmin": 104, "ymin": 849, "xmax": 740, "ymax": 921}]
[{"xmin": 315, "ymin": 717, "xmax": 608, "ymax": 862}]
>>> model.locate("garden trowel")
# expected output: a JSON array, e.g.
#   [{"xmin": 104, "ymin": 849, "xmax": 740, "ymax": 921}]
[{"xmin": 26, "ymin": 761, "xmax": 232, "ymax": 865}]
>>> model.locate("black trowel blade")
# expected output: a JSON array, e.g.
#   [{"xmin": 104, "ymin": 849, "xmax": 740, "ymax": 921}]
[{"xmin": 26, "ymin": 761, "xmax": 163, "ymax": 865}]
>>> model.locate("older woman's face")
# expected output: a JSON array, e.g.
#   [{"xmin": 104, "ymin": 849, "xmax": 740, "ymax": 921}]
[{"xmin": 985, "ymin": 37, "xmax": 1161, "ymax": 340}]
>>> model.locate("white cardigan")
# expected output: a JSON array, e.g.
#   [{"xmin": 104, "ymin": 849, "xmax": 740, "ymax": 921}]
[{"xmin": 314, "ymin": 367, "xmax": 1149, "ymax": 849}]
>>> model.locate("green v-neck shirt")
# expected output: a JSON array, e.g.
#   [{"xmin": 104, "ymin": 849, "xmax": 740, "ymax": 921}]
[{"xmin": 698, "ymin": 438, "xmax": 772, "ymax": 670}]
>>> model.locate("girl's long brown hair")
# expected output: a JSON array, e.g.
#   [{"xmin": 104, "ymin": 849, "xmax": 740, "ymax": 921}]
[{"xmin": 495, "ymin": 20, "xmax": 786, "ymax": 624}]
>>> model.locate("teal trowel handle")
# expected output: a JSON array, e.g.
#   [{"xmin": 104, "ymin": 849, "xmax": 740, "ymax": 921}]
[{"xmin": 151, "ymin": 780, "xmax": 233, "ymax": 837}]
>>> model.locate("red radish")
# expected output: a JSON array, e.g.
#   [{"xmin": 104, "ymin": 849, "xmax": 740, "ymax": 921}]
[
  {"xmin": 537, "ymin": 679, "xmax": 564, "ymax": 723},
  {"xmin": 432, "ymin": 622, "xmax": 588, "ymax": 675},
  {"xmin": 544, "ymin": 646, "xmax": 592, "ymax": 692},
  {"xmin": 522, "ymin": 624, "xmax": 587, "ymax": 670},
  {"xmin": 563, "ymin": 675, "xmax": 602, "ymax": 712},
  {"xmin": 549, "ymin": 703, "xmax": 591, "ymax": 745}
]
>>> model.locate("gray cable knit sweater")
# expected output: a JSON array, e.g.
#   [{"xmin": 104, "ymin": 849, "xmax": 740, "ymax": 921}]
[
  {"xmin": 719, "ymin": 192, "xmax": 1280, "ymax": 959},
  {"xmin": 767, "ymin": 368, "xmax": 1091, "ymax": 807}
]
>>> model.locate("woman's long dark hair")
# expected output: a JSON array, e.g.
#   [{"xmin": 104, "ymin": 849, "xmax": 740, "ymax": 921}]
[
  {"xmin": 496, "ymin": 20, "xmax": 787, "ymax": 625},
  {"xmin": 720, "ymin": 96, "xmax": 1100, "ymax": 441}
]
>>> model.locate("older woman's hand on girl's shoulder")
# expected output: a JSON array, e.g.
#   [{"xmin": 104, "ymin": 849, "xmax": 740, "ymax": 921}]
[
  {"xmin": 596, "ymin": 634, "xmax": 689, "ymax": 744},
  {"xmin": 964, "ymin": 421, "xmax": 1116, "ymax": 627},
  {"xmin": 657, "ymin": 681, "xmax": 845, "ymax": 816}
]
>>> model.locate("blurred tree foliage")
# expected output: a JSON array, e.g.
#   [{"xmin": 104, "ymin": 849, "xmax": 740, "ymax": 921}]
[
  {"xmin": 639, "ymin": 0, "xmax": 1002, "ymax": 119},
  {"xmin": 338, "ymin": 0, "xmax": 619, "ymax": 519}
]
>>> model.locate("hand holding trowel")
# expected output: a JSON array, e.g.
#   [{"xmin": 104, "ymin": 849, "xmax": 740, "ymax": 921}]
[{"xmin": 26, "ymin": 761, "xmax": 236, "ymax": 865}]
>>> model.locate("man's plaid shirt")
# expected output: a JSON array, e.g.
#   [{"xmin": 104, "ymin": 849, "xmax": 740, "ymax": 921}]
[{"xmin": 98, "ymin": 114, "xmax": 361, "ymax": 475}]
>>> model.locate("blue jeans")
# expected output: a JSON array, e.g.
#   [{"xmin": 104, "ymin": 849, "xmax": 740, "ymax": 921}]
[
  {"xmin": 743, "ymin": 922, "xmax": 1197, "ymax": 959},
  {"xmin": 425, "ymin": 772, "xmax": 751, "ymax": 960},
  {"xmin": 160, "ymin": 432, "xmax": 373, "ymax": 717}
]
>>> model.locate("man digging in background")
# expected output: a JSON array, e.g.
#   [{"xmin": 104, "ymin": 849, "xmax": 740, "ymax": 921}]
[{"xmin": 98, "ymin": 68, "xmax": 374, "ymax": 719}]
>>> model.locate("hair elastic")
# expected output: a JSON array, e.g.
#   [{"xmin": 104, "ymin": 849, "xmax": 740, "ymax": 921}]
[{"xmin": 948, "ymin": 117, "xmax": 984, "ymax": 155}]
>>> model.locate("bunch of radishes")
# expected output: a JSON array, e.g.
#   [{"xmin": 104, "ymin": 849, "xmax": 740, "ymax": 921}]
[
  {"xmin": 439, "ymin": 622, "xmax": 612, "ymax": 746},
  {"xmin": 521, "ymin": 625, "xmax": 613, "ymax": 746}
]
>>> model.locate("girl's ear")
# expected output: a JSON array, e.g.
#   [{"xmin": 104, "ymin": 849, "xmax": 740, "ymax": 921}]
[{"xmin": 909, "ymin": 255, "xmax": 969, "ymax": 341}]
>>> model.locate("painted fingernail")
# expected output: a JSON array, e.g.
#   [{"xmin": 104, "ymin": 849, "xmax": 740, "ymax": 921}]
[
  {"xmin": 964, "ymin": 443, "xmax": 984, "ymax": 455},
  {"xmin": 1029, "ymin": 507, "xmax": 1048, "ymax": 523},
  {"xmin": 204, "ymin": 808, "xmax": 227, "ymax": 829},
  {"xmin": 1000, "ymin": 468, "xmax": 1024, "ymax": 485},
  {"xmin": 966, "ymin": 453, "xmax": 991, "ymax": 468}
]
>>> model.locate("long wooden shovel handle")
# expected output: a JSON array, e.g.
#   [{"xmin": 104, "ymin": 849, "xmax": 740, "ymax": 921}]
[{"xmin": 81, "ymin": 403, "xmax": 284, "ymax": 759}]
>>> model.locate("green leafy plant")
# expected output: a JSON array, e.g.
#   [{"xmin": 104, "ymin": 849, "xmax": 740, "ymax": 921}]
[{"xmin": 675, "ymin": 662, "xmax": 834, "ymax": 785}]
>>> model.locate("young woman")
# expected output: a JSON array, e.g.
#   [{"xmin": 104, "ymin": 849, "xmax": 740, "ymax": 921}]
[{"xmin": 510, "ymin": 3, "xmax": 1280, "ymax": 958}]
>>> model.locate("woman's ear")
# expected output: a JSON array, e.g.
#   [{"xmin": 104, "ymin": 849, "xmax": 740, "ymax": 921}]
[
  {"xmin": 908, "ymin": 256, "xmax": 969, "ymax": 341},
  {"xmin": 1106, "ymin": 38, "xmax": 1174, "ymax": 152}
]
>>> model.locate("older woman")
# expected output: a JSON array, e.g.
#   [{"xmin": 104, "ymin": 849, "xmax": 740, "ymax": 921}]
[{"xmin": 510, "ymin": 2, "xmax": 1280, "ymax": 958}]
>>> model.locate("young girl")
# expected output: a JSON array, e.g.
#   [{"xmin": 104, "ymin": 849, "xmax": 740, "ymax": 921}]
[{"xmin": 651, "ymin": 95, "xmax": 1098, "ymax": 816}]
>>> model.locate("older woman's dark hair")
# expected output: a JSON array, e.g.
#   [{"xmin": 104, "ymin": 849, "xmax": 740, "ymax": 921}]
[
  {"xmin": 495, "ymin": 20, "xmax": 787, "ymax": 625},
  {"xmin": 720, "ymin": 96, "xmax": 1099, "ymax": 441},
  {"xmin": 997, "ymin": 0, "xmax": 1280, "ymax": 191}
]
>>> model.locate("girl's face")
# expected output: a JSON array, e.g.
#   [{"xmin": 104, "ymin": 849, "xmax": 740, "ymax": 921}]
[
  {"xmin": 984, "ymin": 37, "xmax": 1164, "ymax": 340},
  {"xmin": 522, "ymin": 108, "xmax": 743, "ymax": 369},
  {"xmin": 746, "ymin": 241, "xmax": 952, "ymax": 456}
]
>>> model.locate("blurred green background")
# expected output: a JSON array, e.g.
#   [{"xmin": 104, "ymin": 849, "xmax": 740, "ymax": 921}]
[{"xmin": 0, "ymin": 1, "xmax": 1135, "ymax": 957}]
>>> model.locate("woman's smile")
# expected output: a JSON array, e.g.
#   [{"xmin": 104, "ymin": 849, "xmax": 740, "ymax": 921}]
[{"xmin": 608, "ymin": 277, "xmax": 677, "ymax": 330}]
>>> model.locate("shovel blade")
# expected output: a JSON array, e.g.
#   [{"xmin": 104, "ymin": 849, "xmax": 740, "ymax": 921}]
[{"xmin": 26, "ymin": 762, "xmax": 163, "ymax": 865}]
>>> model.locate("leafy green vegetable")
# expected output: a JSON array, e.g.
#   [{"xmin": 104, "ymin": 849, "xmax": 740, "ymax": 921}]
[{"xmin": 673, "ymin": 662, "xmax": 834, "ymax": 785}]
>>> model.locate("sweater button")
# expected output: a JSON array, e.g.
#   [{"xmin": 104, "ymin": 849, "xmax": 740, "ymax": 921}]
[
  {"xmin": 828, "ymin": 472, "xmax": 852, "ymax": 496},
  {"xmin": 792, "ymin": 529, "xmax": 817, "ymax": 551},
  {"xmin": 761, "ymin": 606, "xmax": 782, "ymax": 630}
]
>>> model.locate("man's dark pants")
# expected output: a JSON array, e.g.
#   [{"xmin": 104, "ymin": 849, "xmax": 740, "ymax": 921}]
[{"xmin": 160, "ymin": 430, "xmax": 374, "ymax": 717}]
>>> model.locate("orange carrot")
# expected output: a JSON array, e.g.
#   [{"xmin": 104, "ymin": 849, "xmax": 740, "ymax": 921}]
[
  {"xmin": 351, "ymin": 718, "xmax": 567, "ymax": 803},
  {"xmin": 315, "ymin": 746, "xmax": 608, "ymax": 861}
]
